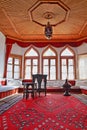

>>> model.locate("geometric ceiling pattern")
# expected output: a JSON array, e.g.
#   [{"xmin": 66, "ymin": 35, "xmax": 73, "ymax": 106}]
[{"xmin": 0, "ymin": 0, "xmax": 87, "ymax": 42}]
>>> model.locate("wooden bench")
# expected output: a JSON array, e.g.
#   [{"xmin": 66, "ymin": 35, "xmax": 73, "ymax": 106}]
[{"xmin": 0, "ymin": 86, "xmax": 19, "ymax": 99}]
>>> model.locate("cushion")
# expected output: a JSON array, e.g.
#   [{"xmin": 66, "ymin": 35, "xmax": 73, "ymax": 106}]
[
  {"xmin": 7, "ymin": 79, "xmax": 22, "ymax": 86},
  {"xmin": 1, "ymin": 79, "xmax": 7, "ymax": 86},
  {"xmin": 76, "ymin": 80, "xmax": 87, "ymax": 86},
  {"xmin": 22, "ymin": 79, "xmax": 32, "ymax": 82},
  {"xmin": 68, "ymin": 80, "xmax": 76, "ymax": 86}
]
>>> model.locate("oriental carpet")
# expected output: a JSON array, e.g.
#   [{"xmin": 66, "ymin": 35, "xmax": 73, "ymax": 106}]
[{"xmin": 0, "ymin": 94, "xmax": 87, "ymax": 130}]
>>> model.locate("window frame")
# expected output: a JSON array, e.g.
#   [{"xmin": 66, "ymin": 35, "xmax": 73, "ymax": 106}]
[
  {"xmin": 7, "ymin": 54, "xmax": 22, "ymax": 79},
  {"xmin": 42, "ymin": 46, "xmax": 58, "ymax": 80},
  {"xmin": 24, "ymin": 47, "xmax": 39, "ymax": 79},
  {"xmin": 60, "ymin": 46, "xmax": 76, "ymax": 80},
  {"xmin": 78, "ymin": 53, "xmax": 87, "ymax": 80}
]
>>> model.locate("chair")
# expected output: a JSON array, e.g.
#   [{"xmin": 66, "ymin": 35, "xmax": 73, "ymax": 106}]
[
  {"xmin": 32, "ymin": 74, "xmax": 47, "ymax": 96},
  {"xmin": 22, "ymin": 79, "xmax": 37, "ymax": 99}
]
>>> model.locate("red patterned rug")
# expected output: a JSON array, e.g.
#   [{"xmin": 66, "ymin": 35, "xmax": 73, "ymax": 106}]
[{"xmin": 0, "ymin": 94, "xmax": 87, "ymax": 130}]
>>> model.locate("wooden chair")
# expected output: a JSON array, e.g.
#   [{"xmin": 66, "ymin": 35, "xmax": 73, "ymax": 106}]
[{"xmin": 32, "ymin": 74, "xmax": 47, "ymax": 96}]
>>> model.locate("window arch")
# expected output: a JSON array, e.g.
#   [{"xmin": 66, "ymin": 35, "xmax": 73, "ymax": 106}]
[
  {"xmin": 42, "ymin": 46, "xmax": 57, "ymax": 80},
  {"xmin": 24, "ymin": 47, "xmax": 39, "ymax": 79},
  {"xmin": 60, "ymin": 46, "xmax": 75, "ymax": 80}
]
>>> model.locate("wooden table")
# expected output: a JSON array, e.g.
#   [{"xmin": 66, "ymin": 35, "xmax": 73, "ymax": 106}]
[{"xmin": 22, "ymin": 82, "xmax": 37, "ymax": 99}]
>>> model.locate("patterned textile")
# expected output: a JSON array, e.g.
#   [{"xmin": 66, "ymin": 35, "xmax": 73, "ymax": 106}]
[{"xmin": 0, "ymin": 94, "xmax": 87, "ymax": 130}]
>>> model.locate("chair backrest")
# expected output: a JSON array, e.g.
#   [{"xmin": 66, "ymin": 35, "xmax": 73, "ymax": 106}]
[{"xmin": 32, "ymin": 74, "xmax": 47, "ymax": 89}]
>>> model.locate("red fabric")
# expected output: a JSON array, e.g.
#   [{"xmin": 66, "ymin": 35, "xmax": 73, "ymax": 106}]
[
  {"xmin": 68, "ymin": 80, "xmax": 76, "ymax": 86},
  {"xmin": 81, "ymin": 89, "xmax": 87, "ymax": 95},
  {"xmin": 1, "ymin": 80, "xmax": 7, "ymax": 85},
  {"xmin": 3, "ymin": 42, "xmax": 12, "ymax": 78},
  {"xmin": 22, "ymin": 79, "xmax": 32, "ymax": 82},
  {"xmin": 6, "ymin": 37, "xmax": 87, "ymax": 48},
  {"xmin": 0, "ymin": 94, "xmax": 87, "ymax": 130}
]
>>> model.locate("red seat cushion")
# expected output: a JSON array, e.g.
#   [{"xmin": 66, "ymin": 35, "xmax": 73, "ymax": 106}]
[
  {"xmin": 1, "ymin": 80, "xmax": 7, "ymax": 85},
  {"xmin": 22, "ymin": 79, "xmax": 32, "ymax": 82},
  {"xmin": 69, "ymin": 80, "xmax": 75, "ymax": 86}
]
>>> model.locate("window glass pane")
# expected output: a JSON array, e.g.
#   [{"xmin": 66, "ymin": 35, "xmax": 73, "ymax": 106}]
[
  {"xmin": 68, "ymin": 59, "xmax": 73, "ymax": 65},
  {"xmin": 61, "ymin": 48, "xmax": 74, "ymax": 56},
  {"xmin": 43, "ymin": 66, "xmax": 48, "ymax": 74},
  {"xmin": 14, "ymin": 73, "xmax": 20, "ymax": 79},
  {"xmin": 25, "ymin": 60, "xmax": 31, "ymax": 65},
  {"xmin": 62, "ymin": 72, "xmax": 67, "ymax": 80},
  {"xmin": 62, "ymin": 66, "xmax": 67, "ymax": 73},
  {"xmin": 50, "ymin": 66, "xmax": 56, "ymax": 80},
  {"xmin": 68, "ymin": 66, "xmax": 73, "ymax": 72},
  {"xmin": 25, "ymin": 66, "xmax": 31, "ymax": 79},
  {"xmin": 25, "ymin": 66, "xmax": 31, "ymax": 73},
  {"xmin": 14, "ymin": 59, "xmax": 19, "ymax": 64},
  {"xmin": 79, "ymin": 55, "xmax": 87, "ymax": 79},
  {"xmin": 33, "ymin": 59, "xmax": 38, "ymax": 65},
  {"xmin": 62, "ymin": 59, "xmax": 66, "ymax": 65},
  {"xmin": 61, "ymin": 59, "xmax": 67, "ymax": 80},
  {"xmin": 7, "ymin": 72, "xmax": 12, "ymax": 79},
  {"xmin": 14, "ymin": 66, "xmax": 20, "ymax": 72},
  {"xmin": 68, "ymin": 59, "xmax": 74, "ymax": 79},
  {"xmin": 50, "ymin": 59, "xmax": 55, "ymax": 65},
  {"xmin": 25, "ymin": 48, "xmax": 38, "ymax": 56},
  {"xmin": 62, "ymin": 74, "xmax": 67, "ymax": 80},
  {"xmin": 8, "ymin": 58, "xmax": 12, "ymax": 64},
  {"xmin": 33, "ymin": 66, "xmax": 38, "ymax": 74},
  {"xmin": 68, "ymin": 66, "xmax": 74, "ymax": 80},
  {"xmin": 43, "ymin": 48, "xmax": 56, "ymax": 56},
  {"xmin": 25, "ymin": 74, "xmax": 31, "ymax": 79},
  {"xmin": 61, "ymin": 59, "xmax": 67, "ymax": 73},
  {"xmin": 50, "ymin": 74, "xmax": 56, "ymax": 80},
  {"xmin": 68, "ymin": 74, "xmax": 74, "ymax": 80},
  {"xmin": 7, "ymin": 65, "xmax": 12, "ymax": 71},
  {"xmin": 43, "ymin": 59, "xmax": 48, "ymax": 65},
  {"xmin": 50, "ymin": 66, "xmax": 56, "ymax": 72}
]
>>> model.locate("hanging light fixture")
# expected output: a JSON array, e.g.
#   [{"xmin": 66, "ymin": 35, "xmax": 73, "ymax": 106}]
[
  {"xmin": 44, "ymin": 12, "xmax": 53, "ymax": 40},
  {"xmin": 44, "ymin": 21, "xmax": 53, "ymax": 40}
]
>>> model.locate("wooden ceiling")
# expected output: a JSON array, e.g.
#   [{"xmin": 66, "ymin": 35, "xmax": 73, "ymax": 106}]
[{"xmin": 0, "ymin": 0, "xmax": 87, "ymax": 42}]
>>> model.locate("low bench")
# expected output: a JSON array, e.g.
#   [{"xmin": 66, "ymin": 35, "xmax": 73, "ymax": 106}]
[
  {"xmin": 0, "ymin": 86, "xmax": 19, "ymax": 99},
  {"xmin": 80, "ymin": 86, "xmax": 87, "ymax": 95}
]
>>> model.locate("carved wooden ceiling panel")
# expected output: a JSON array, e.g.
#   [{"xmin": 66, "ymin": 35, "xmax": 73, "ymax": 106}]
[{"xmin": 0, "ymin": 0, "xmax": 87, "ymax": 42}]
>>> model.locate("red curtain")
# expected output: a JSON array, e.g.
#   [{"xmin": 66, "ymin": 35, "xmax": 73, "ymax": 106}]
[
  {"xmin": 6, "ymin": 37, "xmax": 87, "ymax": 48},
  {"xmin": 3, "ymin": 41, "xmax": 13, "ymax": 78}
]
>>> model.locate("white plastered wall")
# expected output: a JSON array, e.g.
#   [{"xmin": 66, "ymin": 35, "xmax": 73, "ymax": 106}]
[{"xmin": 0, "ymin": 32, "xmax": 6, "ymax": 78}]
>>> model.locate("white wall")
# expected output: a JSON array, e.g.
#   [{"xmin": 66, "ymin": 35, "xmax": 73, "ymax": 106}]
[
  {"xmin": 76, "ymin": 42, "xmax": 87, "ymax": 54},
  {"xmin": 0, "ymin": 32, "xmax": 6, "ymax": 78},
  {"xmin": 11, "ymin": 43, "xmax": 26, "ymax": 55}
]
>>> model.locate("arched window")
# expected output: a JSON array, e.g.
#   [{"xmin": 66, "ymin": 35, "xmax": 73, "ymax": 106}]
[
  {"xmin": 42, "ymin": 47, "xmax": 57, "ymax": 80},
  {"xmin": 24, "ymin": 47, "xmax": 39, "ymax": 79},
  {"xmin": 60, "ymin": 47, "xmax": 75, "ymax": 80}
]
